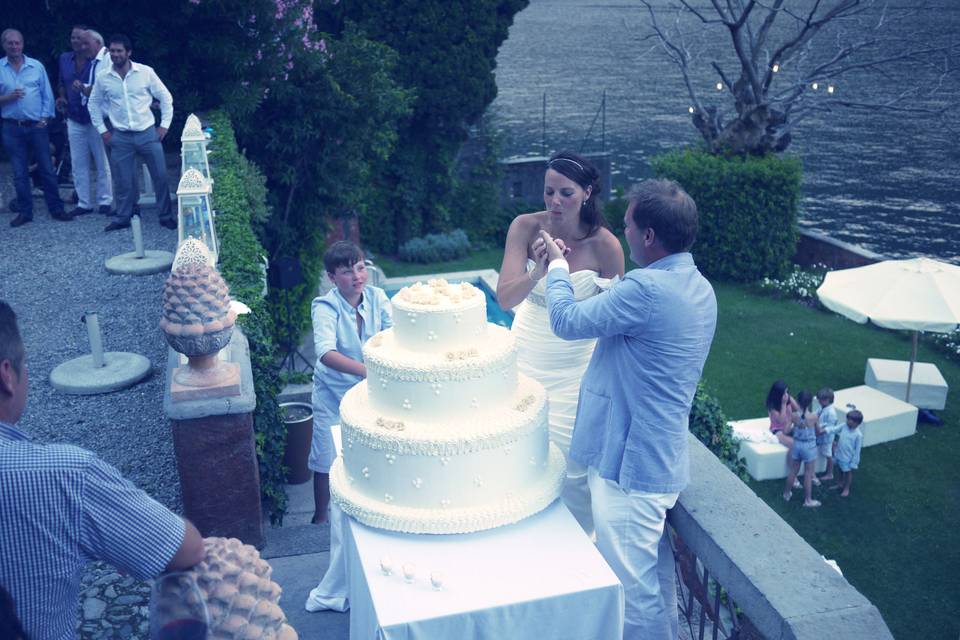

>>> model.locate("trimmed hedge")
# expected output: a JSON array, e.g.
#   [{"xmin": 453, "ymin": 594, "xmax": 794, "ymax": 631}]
[
  {"xmin": 652, "ymin": 149, "xmax": 802, "ymax": 282},
  {"xmin": 398, "ymin": 229, "xmax": 472, "ymax": 263},
  {"xmin": 206, "ymin": 110, "xmax": 288, "ymax": 524},
  {"xmin": 689, "ymin": 382, "xmax": 748, "ymax": 481}
]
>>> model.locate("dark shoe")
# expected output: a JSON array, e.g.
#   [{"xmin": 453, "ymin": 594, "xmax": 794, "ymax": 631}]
[
  {"xmin": 159, "ymin": 217, "xmax": 178, "ymax": 230},
  {"xmin": 9, "ymin": 215, "xmax": 32, "ymax": 227},
  {"xmin": 51, "ymin": 211, "xmax": 74, "ymax": 222},
  {"xmin": 104, "ymin": 220, "xmax": 131, "ymax": 232},
  {"xmin": 69, "ymin": 207, "xmax": 93, "ymax": 217},
  {"xmin": 99, "ymin": 205, "xmax": 116, "ymax": 216}
]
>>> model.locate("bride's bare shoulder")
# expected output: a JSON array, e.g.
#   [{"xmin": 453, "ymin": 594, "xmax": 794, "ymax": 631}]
[{"xmin": 508, "ymin": 211, "xmax": 546, "ymax": 236}]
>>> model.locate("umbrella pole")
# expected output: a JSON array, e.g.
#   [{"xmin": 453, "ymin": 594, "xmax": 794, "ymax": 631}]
[{"xmin": 906, "ymin": 330, "xmax": 918, "ymax": 404}]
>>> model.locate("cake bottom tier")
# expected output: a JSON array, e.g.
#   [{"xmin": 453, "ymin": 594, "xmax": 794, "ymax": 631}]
[{"xmin": 330, "ymin": 443, "xmax": 566, "ymax": 534}]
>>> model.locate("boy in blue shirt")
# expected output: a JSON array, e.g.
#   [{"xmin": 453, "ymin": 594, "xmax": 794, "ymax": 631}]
[
  {"xmin": 815, "ymin": 387, "xmax": 842, "ymax": 482},
  {"xmin": 309, "ymin": 241, "xmax": 393, "ymax": 524}
]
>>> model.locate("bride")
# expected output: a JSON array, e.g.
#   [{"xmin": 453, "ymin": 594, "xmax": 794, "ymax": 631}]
[{"xmin": 497, "ymin": 151, "xmax": 624, "ymax": 535}]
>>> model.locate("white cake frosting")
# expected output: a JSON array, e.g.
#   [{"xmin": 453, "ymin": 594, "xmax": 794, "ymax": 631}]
[
  {"xmin": 390, "ymin": 279, "xmax": 487, "ymax": 353},
  {"xmin": 330, "ymin": 280, "xmax": 565, "ymax": 534}
]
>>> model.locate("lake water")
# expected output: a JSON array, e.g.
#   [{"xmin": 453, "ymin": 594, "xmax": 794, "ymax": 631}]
[{"xmin": 490, "ymin": 0, "xmax": 960, "ymax": 262}]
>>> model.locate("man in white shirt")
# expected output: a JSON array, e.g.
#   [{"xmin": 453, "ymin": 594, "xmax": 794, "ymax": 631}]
[{"xmin": 88, "ymin": 33, "xmax": 175, "ymax": 232}]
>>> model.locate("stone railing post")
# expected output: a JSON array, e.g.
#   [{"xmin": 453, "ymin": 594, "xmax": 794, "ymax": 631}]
[{"xmin": 163, "ymin": 328, "xmax": 263, "ymax": 547}]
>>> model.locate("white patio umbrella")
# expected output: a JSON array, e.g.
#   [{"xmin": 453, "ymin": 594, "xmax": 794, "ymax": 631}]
[{"xmin": 816, "ymin": 257, "xmax": 960, "ymax": 403}]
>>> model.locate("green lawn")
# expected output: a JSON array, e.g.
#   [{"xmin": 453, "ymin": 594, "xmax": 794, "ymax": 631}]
[
  {"xmin": 706, "ymin": 283, "xmax": 959, "ymax": 640},
  {"xmin": 377, "ymin": 250, "xmax": 960, "ymax": 639}
]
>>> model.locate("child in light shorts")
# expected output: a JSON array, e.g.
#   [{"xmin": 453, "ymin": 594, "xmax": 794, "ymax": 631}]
[
  {"xmin": 814, "ymin": 387, "xmax": 842, "ymax": 481},
  {"xmin": 783, "ymin": 390, "xmax": 824, "ymax": 508},
  {"xmin": 832, "ymin": 410, "xmax": 864, "ymax": 498}
]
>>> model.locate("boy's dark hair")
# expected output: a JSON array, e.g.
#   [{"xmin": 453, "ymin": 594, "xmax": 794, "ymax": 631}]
[
  {"xmin": 107, "ymin": 33, "xmax": 132, "ymax": 51},
  {"xmin": 628, "ymin": 178, "xmax": 698, "ymax": 253},
  {"xmin": 847, "ymin": 409, "xmax": 864, "ymax": 425},
  {"xmin": 816, "ymin": 387, "xmax": 835, "ymax": 403},
  {"xmin": 323, "ymin": 241, "xmax": 364, "ymax": 275},
  {"xmin": 0, "ymin": 301, "xmax": 24, "ymax": 376}
]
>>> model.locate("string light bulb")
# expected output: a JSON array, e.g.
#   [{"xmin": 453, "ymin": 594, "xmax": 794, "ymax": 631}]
[
  {"xmin": 827, "ymin": 85, "xmax": 835, "ymax": 94},
  {"xmin": 811, "ymin": 82, "xmax": 819, "ymax": 90},
  {"xmin": 688, "ymin": 106, "xmax": 695, "ymax": 114},
  {"xmin": 715, "ymin": 82, "xmax": 723, "ymax": 91},
  {"xmin": 772, "ymin": 63, "xmax": 780, "ymax": 73}
]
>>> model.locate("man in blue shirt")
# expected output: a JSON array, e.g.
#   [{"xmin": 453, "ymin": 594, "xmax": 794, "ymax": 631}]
[
  {"xmin": 0, "ymin": 300, "xmax": 205, "ymax": 639},
  {"xmin": 0, "ymin": 29, "xmax": 69, "ymax": 227},
  {"xmin": 56, "ymin": 25, "xmax": 113, "ymax": 217},
  {"xmin": 537, "ymin": 179, "xmax": 717, "ymax": 639}
]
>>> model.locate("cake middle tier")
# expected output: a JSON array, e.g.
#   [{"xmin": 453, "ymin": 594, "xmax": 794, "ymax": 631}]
[
  {"xmin": 363, "ymin": 324, "xmax": 517, "ymax": 422},
  {"xmin": 337, "ymin": 375, "xmax": 553, "ymax": 512}
]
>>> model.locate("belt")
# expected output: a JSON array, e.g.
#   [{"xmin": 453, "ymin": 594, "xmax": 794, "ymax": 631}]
[{"xmin": 2, "ymin": 118, "xmax": 40, "ymax": 127}]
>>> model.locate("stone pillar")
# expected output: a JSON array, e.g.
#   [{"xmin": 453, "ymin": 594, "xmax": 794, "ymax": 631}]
[{"xmin": 163, "ymin": 328, "xmax": 264, "ymax": 547}]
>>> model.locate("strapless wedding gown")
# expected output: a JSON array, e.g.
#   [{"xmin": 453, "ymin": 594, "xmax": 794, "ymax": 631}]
[{"xmin": 511, "ymin": 262, "xmax": 610, "ymax": 535}]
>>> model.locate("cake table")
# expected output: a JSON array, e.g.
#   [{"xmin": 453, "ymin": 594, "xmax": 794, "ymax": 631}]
[{"xmin": 332, "ymin": 426, "xmax": 624, "ymax": 639}]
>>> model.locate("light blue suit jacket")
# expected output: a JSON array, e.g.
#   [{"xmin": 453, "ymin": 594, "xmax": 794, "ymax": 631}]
[{"xmin": 546, "ymin": 252, "xmax": 717, "ymax": 493}]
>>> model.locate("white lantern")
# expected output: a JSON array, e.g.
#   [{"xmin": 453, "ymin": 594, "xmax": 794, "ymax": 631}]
[
  {"xmin": 177, "ymin": 169, "xmax": 218, "ymax": 263},
  {"xmin": 181, "ymin": 114, "xmax": 211, "ymax": 181}
]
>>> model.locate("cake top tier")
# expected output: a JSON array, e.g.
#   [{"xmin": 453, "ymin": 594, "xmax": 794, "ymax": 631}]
[
  {"xmin": 389, "ymin": 279, "xmax": 488, "ymax": 353},
  {"xmin": 392, "ymin": 279, "xmax": 483, "ymax": 312}
]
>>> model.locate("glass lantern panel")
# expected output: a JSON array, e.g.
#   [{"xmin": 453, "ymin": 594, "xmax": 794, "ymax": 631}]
[
  {"xmin": 181, "ymin": 144, "xmax": 210, "ymax": 179},
  {"xmin": 178, "ymin": 195, "xmax": 213, "ymax": 253}
]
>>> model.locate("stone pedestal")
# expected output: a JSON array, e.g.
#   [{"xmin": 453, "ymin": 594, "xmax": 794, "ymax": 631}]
[{"xmin": 164, "ymin": 329, "xmax": 264, "ymax": 547}]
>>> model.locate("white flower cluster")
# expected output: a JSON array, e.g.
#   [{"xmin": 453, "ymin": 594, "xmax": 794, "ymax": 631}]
[
  {"xmin": 395, "ymin": 279, "xmax": 478, "ymax": 306},
  {"xmin": 758, "ymin": 264, "xmax": 827, "ymax": 301}
]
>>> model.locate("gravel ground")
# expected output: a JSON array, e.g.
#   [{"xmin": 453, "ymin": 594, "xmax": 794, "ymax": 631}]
[{"xmin": 1, "ymin": 199, "xmax": 181, "ymax": 639}]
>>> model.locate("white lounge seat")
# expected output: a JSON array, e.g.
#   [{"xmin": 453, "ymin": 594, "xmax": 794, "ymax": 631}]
[
  {"xmin": 728, "ymin": 418, "xmax": 824, "ymax": 481},
  {"xmin": 864, "ymin": 358, "xmax": 948, "ymax": 410},
  {"xmin": 833, "ymin": 385, "xmax": 918, "ymax": 447}
]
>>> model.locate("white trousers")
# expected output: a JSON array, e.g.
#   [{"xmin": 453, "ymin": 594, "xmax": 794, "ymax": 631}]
[
  {"xmin": 589, "ymin": 467, "xmax": 679, "ymax": 640},
  {"xmin": 563, "ymin": 456, "xmax": 594, "ymax": 538},
  {"xmin": 67, "ymin": 119, "xmax": 112, "ymax": 209},
  {"xmin": 305, "ymin": 501, "xmax": 349, "ymax": 612}
]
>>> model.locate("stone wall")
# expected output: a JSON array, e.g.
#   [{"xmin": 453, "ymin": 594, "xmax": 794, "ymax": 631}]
[{"xmin": 793, "ymin": 230, "xmax": 885, "ymax": 269}]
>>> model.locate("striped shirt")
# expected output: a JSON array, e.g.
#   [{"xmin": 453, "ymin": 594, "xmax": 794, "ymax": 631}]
[{"xmin": 0, "ymin": 422, "xmax": 185, "ymax": 639}]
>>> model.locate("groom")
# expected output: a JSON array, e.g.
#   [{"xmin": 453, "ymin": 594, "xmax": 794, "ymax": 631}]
[{"xmin": 536, "ymin": 178, "xmax": 717, "ymax": 639}]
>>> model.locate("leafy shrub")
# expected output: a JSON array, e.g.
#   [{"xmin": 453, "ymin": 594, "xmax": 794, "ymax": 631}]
[
  {"xmin": 652, "ymin": 149, "xmax": 802, "ymax": 283},
  {"xmin": 207, "ymin": 111, "xmax": 287, "ymax": 524},
  {"xmin": 689, "ymin": 382, "xmax": 749, "ymax": 481},
  {"xmin": 604, "ymin": 187, "xmax": 628, "ymax": 236},
  {"xmin": 398, "ymin": 229, "xmax": 472, "ymax": 263},
  {"xmin": 757, "ymin": 263, "xmax": 828, "ymax": 306}
]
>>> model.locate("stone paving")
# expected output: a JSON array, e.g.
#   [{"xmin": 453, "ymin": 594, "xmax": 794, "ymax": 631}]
[{"xmin": 77, "ymin": 563, "xmax": 151, "ymax": 639}]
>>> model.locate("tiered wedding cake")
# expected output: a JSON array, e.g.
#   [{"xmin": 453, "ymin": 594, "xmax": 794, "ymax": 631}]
[{"xmin": 329, "ymin": 279, "xmax": 566, "ymax": 534}]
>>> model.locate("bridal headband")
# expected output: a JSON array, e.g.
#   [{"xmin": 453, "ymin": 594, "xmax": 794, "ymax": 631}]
[{"xmin": 549, "ymin": 157, "xmax": 585, "ymax": 173}]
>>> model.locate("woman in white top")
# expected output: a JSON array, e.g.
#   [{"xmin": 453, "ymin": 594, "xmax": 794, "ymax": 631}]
[{"xmin": 497, "ymin": 151, "xmax": 624, "ymax": 535}]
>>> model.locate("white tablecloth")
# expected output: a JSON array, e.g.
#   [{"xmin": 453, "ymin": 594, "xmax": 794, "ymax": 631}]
[{"xmin": 343, "ymin": 502, "xmax": 624, "ymax": 640}]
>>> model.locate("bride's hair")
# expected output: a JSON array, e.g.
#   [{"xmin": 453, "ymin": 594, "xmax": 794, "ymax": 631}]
[{"xmin": 547, "ymin": 151, "xmax": 607, "ymax": 239}]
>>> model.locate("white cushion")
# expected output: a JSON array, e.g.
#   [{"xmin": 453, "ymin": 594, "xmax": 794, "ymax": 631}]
[
  {"xmin": 865, "ymin": 358, "xmax": 948, "ymax": 410},
  {"xmin": 728, "ymin": 418, "xmax": 825, "ymax": 481},
  {"xmin": 833, "ymin": 385, "xmax": 918, "ymax": 447}
]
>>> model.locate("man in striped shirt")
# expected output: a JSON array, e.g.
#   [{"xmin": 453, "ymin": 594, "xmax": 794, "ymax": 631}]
[{"xmin": 0, "ymin": 301, "xmax": 205, "ymax": 638}]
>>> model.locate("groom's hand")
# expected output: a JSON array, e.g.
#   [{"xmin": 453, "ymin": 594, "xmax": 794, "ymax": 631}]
[{"xmin": 537, "ymin": 230, "xmax": 565, "ymax": 262}]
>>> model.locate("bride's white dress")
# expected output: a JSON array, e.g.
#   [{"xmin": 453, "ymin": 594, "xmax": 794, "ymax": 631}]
[{"xmin": 511, "ymin": 261, "xmax": 610, "ymax": 535}]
